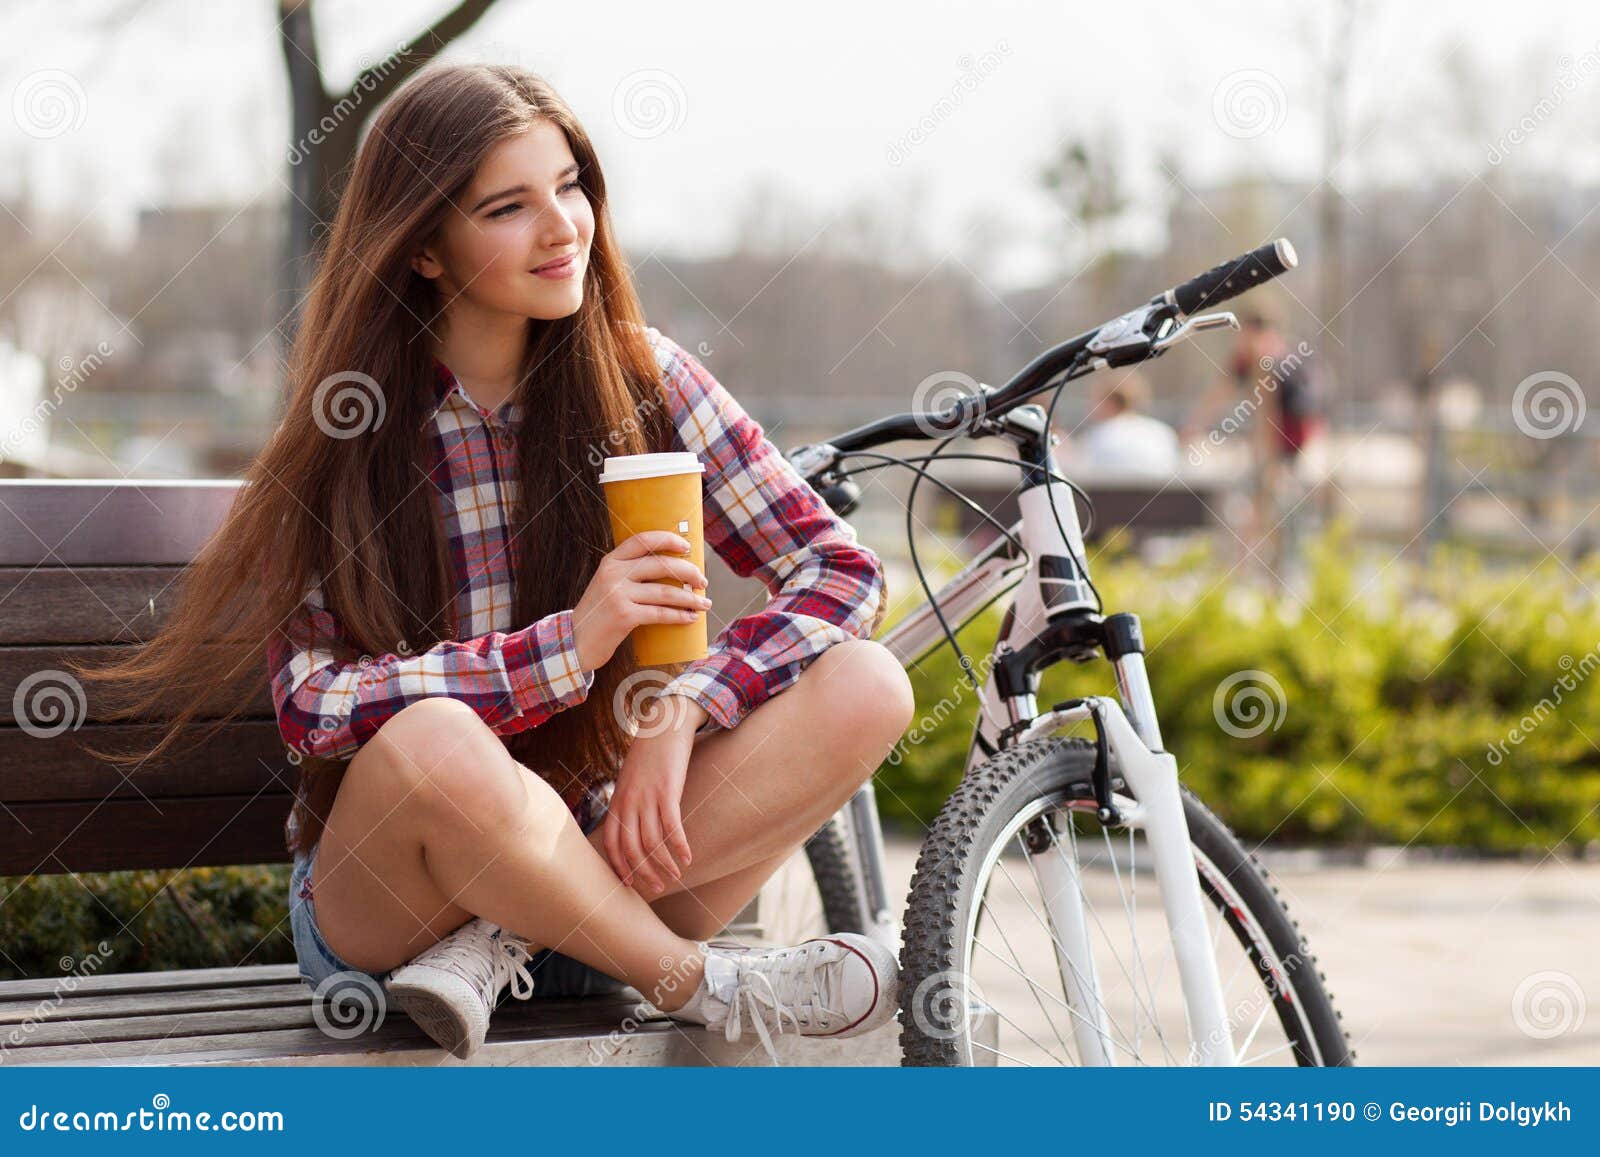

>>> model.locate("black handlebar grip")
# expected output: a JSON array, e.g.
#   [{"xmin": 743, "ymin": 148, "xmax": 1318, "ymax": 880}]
[{"xmin": 1168, "ymin": 238, "xmax": 1298, "ymax": 316}]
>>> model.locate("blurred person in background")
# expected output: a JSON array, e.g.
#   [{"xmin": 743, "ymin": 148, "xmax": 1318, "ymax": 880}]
[
  {"xmin": 1068, "ymin": 369, "xmax": 1179, "ymax": 476},
  {"xmin": 1182, "ymin": 300, "xmax": 1323, "ymax": 577}
]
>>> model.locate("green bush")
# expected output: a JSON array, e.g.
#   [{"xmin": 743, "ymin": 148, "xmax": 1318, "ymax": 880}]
[
  {"xmin": 876, "ymin": 520, "xmax": 1600, "ymax": 853},
  {"xmin": 0, "ymin": 865, "xmax": 294, "ymax": 981}
]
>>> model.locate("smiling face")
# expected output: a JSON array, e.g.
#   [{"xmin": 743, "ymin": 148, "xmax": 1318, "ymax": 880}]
[{"xmin": 410, "ymin": 119, "xmax": 594, "ymax": 322}]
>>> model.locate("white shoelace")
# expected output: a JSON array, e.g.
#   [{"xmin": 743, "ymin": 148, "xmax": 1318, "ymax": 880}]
[
  {"xmin": 419, "ymin": 921, "xmax": 537, "ymax": 1006},
  {"xmin": 712, "ymin": 941, "xmax": 846, "ymax": 1065}
]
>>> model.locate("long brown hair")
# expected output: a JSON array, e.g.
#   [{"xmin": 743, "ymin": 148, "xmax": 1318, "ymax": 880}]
[{"xmin": 73, "ymin": 64, "xmax": 673, "ymax": 857}]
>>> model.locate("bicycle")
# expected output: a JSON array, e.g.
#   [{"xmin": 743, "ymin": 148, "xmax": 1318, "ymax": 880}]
[{"xmin": 779, "ymin": 239, "xmax": 1354, "ymax": 1067}]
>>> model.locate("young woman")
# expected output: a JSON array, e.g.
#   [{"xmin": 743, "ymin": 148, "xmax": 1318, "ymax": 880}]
[{"xmin": 80, "ymin": 63, "xmax": 914, "ymax": 1062}]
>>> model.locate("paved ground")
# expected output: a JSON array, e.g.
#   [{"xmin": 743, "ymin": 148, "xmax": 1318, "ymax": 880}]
[{"xmin": 877, "ymin": 837, "xmax": 1600, "ymax": 1065}]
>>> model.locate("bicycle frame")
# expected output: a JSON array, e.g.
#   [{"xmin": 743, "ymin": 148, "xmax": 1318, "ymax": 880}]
[{"xmin": 830, "ymin": 408, "xmax": 1238, "ymax": 1065}]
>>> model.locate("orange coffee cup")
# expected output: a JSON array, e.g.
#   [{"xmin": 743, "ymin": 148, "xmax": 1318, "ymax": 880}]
[{"xmin": 598, "ymin": 451, "xmax": 708, "ymax": 666}]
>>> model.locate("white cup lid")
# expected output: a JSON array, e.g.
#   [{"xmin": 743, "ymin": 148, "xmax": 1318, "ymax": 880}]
[{"xmin": 598, "ymin": 451, "xmax": 705, "ymax": 484}]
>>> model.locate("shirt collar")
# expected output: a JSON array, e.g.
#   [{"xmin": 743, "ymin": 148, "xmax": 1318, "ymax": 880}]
[{"xmin": 427, "ymin": 358, "xmax": 523, "ymax": 428}]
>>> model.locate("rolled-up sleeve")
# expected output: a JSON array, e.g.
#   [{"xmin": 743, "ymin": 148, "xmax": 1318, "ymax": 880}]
[
  {"xmin": 644, "ymin": 329, "xmax": 887, "ymax": 730},
  {"xmin": 266, "ymin": 582, "xmax": 596, "ymax": 761}
]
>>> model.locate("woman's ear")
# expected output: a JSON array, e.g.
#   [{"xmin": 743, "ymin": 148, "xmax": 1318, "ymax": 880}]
[{"xmin": 411, "ymin": 245, "xmax": 443, "ymax": 280}]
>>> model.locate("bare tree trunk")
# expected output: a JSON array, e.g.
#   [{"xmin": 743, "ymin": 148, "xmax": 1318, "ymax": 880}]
[
  {"xmin": 275, "ymin": 0, "xmax": 498, "ymax": 360},
  {"xmin": 1316, "ymin": 0, "xmax": 1357, "ymax": 527}
]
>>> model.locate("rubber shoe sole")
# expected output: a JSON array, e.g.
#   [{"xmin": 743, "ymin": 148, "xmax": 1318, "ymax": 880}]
[{"xmin": 386, "ymin": 969, "xmax": 488, "ymax": 1060}]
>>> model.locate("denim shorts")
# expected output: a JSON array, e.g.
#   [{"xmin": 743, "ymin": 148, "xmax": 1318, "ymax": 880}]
[{"xmin": 289, "ymin": 791, "xmax": 626, "ymax": 999}]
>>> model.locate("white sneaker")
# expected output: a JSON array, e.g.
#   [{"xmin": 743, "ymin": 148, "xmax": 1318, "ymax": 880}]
[
  {"xmin": 666, "ymin": 933, "xmax": 898, "ymax": 1065},
  {"xmin": 384, "ymin": 917, "xmax": 537, "ymax": 1059}
]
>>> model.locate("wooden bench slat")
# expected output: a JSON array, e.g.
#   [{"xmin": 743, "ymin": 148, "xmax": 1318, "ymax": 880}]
[
  {"xmin": 0, "ymin": 480, "xmax": 241, "ymax": 567},
  {"xmin": 0, "ymin": 982, "xmax": 312, "ymax": 1025},
  {"xmin": 0, "ymin": 566, "xmax": 179, "ymax": 645},
  {"xmin": 0, "ymin": 645, "xmax": 275, "ymax": 724},
  {"xmin": 0, "ymin": 963, "xmax": 298, "ymax": 999},
  {"xmin": 1, "ymin": 974, "xmax": 663, "ymax": 1036},
  {"xmin": 0, "ymin": 721, "xmax": 292, "ymax": 804},
  {"xmin": 5, "ymin": 1005, "xmax": 903, "ymax": 1067},
  {"xmin": 0, "ymin": 792, "xmax": 294, "ymax": 875},
  {"xmin": 12, "ymin": 1001, "xmax": 322, "ymax": 1047}
]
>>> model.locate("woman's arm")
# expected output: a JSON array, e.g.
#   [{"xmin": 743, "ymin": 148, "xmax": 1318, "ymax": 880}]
[
  {"xmin": 643, "ymin": 329, "xmax": 888, "ymax": 731},
  {"xmin": 266, "ymin": 582, "xmax": 595, "ymax": 761}
]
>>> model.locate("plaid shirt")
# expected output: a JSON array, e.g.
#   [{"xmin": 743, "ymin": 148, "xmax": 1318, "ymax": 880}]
[{"xmin": 268, "ymin": 326, "xmax": 887, "ymax": 820}]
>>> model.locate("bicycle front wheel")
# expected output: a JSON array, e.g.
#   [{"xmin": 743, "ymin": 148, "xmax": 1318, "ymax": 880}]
[{"xmin": 899, "ymin": 737, "xmax": 1353, "ymax": 1067}]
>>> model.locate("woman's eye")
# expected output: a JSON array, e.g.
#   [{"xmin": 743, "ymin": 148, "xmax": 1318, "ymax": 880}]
[
  {"xmin": 560, "ymin": 179, "xmax": 582, "ymax": 194},
  {"xmin": 488, "ymin": 202, "xmax": 521, "ymax": 219}
]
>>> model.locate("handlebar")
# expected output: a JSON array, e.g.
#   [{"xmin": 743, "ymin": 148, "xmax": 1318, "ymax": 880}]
[
  {"xmin": 788, "ymin": 238, "xmax": 1300, "ymax": 480},
  {"xmin": 1163, "ymin": 238, "xmax": 1298, "ymax": 316}
]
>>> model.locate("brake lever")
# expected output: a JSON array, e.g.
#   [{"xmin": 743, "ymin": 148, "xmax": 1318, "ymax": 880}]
[
  {"xmin": 1150, "ymin": 311, "xmax": 1239, "ymax": 354},
  {"xmin": 785, "ymin": 441, "xmax": 840, "ymax": 482}
]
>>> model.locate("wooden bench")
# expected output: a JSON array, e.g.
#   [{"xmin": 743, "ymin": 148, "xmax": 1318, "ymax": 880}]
[{"xmin": 0, "ymin": 479, "xmax": 898, "ymax": 1066}]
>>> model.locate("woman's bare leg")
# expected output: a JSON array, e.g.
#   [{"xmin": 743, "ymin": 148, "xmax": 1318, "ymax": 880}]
[
  {"xmin": 308, "ymin": 696, "xmax": 707, "ymax": 1010},
  {"xmin": 586, "ymin": 638, "xmax": 915, "ymax": 940}
]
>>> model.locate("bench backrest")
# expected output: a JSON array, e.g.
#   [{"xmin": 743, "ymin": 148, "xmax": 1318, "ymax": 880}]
[{"xmin": 0, "ymin": 480, "xmax": 293, "ymax": 877}]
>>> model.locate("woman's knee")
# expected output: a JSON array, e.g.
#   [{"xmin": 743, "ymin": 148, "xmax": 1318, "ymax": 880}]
[
  {"xmin": 805, "ymin": 639, "xmax": 915, "ymax": 744},
  {"xmin": 353, "ymin": 697, "xmax": 530, "ymax": 828}
]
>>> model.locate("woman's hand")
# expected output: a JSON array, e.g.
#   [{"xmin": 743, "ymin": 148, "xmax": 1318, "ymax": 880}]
[
  {"xmin": 572, "ymin": 531, "xmax": 712, "ymax": 672},
  {"xmin": 600, "ymin": 698, "xmax": 708, "ymax": 894}
]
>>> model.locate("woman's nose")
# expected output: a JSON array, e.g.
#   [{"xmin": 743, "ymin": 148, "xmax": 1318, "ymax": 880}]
[{"xmin": 534, "ymin": 198, "xmax": 579, "ymax": 244}]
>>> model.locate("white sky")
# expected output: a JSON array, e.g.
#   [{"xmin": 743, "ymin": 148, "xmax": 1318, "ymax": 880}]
[{"xmin": 4, "ymin": 0, "xmax": 1600, "ymax": 287}]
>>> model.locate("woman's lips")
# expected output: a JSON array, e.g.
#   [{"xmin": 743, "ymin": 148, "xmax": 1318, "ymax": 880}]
[{"xmin": 531, "ymin": 253, "xmax": 579, "ymax": 279}]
